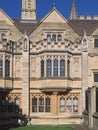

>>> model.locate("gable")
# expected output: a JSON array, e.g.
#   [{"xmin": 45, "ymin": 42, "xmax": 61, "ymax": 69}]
[
  {"xmin": 92, "ymin": 27, "xmax": 98, "ymax": 36},
  {"xmin": 0, "ymin": 9, "xmax": 14, "ymax": 25},
  {"xmin": 42, "ymin": 8, "xmax": 67, "ymax": 23}
]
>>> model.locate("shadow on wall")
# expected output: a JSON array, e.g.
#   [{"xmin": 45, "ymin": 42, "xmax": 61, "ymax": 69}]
[{"xmin": 0, "ymin": 92, "xmax": 30, "ymax": 130}]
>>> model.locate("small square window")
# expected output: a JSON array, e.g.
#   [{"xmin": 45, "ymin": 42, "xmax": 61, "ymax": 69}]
[
  {"xmin": 94, "ymin": 39, "xmax": 98, "ymax": 48},
  {"xmin": 94, "ymin": 74, "xmax": 98, "ymax": 82}
]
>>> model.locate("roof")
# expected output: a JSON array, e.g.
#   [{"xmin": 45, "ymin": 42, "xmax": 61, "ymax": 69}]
[
  {"xmin": 68, "ymin": 20, "xmax": 98, "ymax": 36},
  {"xmin": 13, "ymin": 18, "xmax": 98, "ymax": 36},
  {"xmin": 13, "ymin": 19, "xmax": 40, "ymax": 35}
]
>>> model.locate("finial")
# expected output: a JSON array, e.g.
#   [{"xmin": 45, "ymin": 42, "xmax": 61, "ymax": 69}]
[
  {"xmin": 53, "ymin": 3, "xmax": 56, "ymax": 9},
  {"xmin": 70, "ymin": 0, "xmax": 78, "ymax": 20},
  {"xmin": 83, "ymin": 30, "xmax": 87, "ymax": 37},
  {"xmin": 24, "ymin": 30, "xmax": 27, "ymax": 36},
  {"xmin": 72, "ymin": 0, "xmax": 75, "ymax": 5}
]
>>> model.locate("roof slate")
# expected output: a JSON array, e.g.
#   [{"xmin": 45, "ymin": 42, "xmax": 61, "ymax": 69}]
[
  {"xmin": 13, "ymin": 18, "xmax": 98, "ymax": 36},
  {"xmin": 13, "ymin": 19, "xmax": 40, "ymax": 35},
  {"xmin": 68, "ymin": 20, "xmax": 98, "ymax": 36}
]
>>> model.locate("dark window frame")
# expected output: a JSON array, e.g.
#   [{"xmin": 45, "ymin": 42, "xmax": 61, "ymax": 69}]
[
  {"xmin": 53, "ymin": 59, "xmax": 58, "ymax": 77},
  {"xmin": 32, "ymin": 97, "xmax": 37, "ymax": 112},
  {"xmin": 39, "ymin": 97, "xmax": 44, "ymax": 112},
  {"xmin": 94, "ymin": 39, "xmax": 98, "ymax": 48},
  {"xmin": 46, "ymin": 97, "xmax": 50, "ymax": 112},
  {"xmin": 41, "ymin": 60, "xmax": 44, "ymax": 77},
  {"xmin": 0, "ymin": 59, "xmax": 3, "ymax": 77},
  {"xmin": 5, "ymin": 59, "xmax": 10, "ymax": 77},
  {"xmin": 60, "ymin": 59, "xmax": 65, "ymax": 77},
  {"xmin": 47, "ymin": 59, "xmax": 52, "ymax": 77},
  {"xmin": 94, "ymin": 73, "xmax": 98, "ymax": 82}
]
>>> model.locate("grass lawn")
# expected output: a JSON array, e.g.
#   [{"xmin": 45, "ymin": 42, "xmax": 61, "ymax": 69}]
[{"xmin": 10, "ymin": 126, "xmax": 74, "ymax": 130}]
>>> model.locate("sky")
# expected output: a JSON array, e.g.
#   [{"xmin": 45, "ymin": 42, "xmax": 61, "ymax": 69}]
[{"xmin": 0, "ymin": 0, "xmax": 98, "ymax": 19}]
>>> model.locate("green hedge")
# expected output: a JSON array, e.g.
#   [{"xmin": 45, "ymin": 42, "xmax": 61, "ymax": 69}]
[{"xmin": 10, "ymin": 126, "xmax": 74, "ymax": 130}]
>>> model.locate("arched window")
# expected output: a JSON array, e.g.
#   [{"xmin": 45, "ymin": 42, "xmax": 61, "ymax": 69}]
[
  {"xmin": 73, "ymin": 97, "xmax": 78, "ymax": 112},
  {"xmin": 39, "ymin": 97, "xmax": 44, "ymax": 112},
  {"xmin": 60, "ymin": 59, "xmax": 65, "ymax": 77},
  {"xmin": 1, "ymin": 33, "xmax": 7, "ymax": 41},
  {"xmin": 47, "ymin": 34, "xmax": 51, "ymax": 42},
  {"xmin": 47, "ymin": 59, "xmax": 52, "ymax": 77},
  {"xmin": 66, "ymin": 97, "xmax": 72, "ymax": 112},
  {"xmin": 0, "ymin": 59, "xmax": 3, "ymax": 77},
  {"xmin": 58, "ymin": 34, "xmax": 62, "ymax": 41},
  {"xmin": 41, "ymin": 60, "xmax": 44, "ymax": 77},
  {"xmin": 67, "ymin": 60, "xmax": 70, "ymax": 78},
  {"xmin": 32, "ymin": 97, "xmax": 37, "ymax": 112},
  {"xmin": 52, "ymin": 34, "xmax": 56, "ymax": 42},
  {"xmin": 8, "ymin": 97, "xmax": 13, "ymax": 113},
  {"xmin": 46, "ymin": 97, "xmax": 50, "ymax": 112},
  {"xmin": 53, "ymin": 59, "xmax": 58, "ymax": 77},
  {"xmin": 5, "ymin": 59, "xmax": 10, "ymax": 77},
  {"xmin": 14, "ymin": 97, "xmax": 20, "ymax": 113},
  {"xmin": 60, "ymin": 97, "xmax": 65, "ymax": 112}
]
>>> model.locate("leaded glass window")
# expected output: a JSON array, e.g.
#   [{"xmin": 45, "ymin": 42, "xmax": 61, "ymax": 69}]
[
  {"xmin": 32, "ymin": 97, "xmax": 37, "ymax": 112},
  {"xmin": 60, "ymin": 59, "xmax": 65, "ymax": 77},
  {"xmin": 94, "ymin": 39, "xmax": 98, "ymax": 48},
  {"xmin": 73, "ymin": 97, "xmax": 78, "ymax": 112},
  {"xmin": 94, "ymin": 74, "xmax": 98, "ymax": 82},
  {"xmin": 53, "ymin": 59, "xmax": 58, "ymax": 77},
  {"xmin": 66, "ymin": 97, "xmax": 72, "ymax": 112},
  {"xmin": 47, "ymin": 59, "xmax": 52, "ymax": 77},
  {"xmin": 0, "ymin": 59, "xmax": 3, "ymax": 77},
  {"xmin": 58, "ymin": 34, "xmax": 62, "ymax": 41},
  {"xmin": 39, "ymin": 97, "xmax": 44, "ymax": 112},
  {"xmin": 52, "ymin": 34, "xmax": 56, "ymax": 42},
  {"xmin": 41, "ymin": 60, "xmax": 44, "ymax": 77},
  {"xmin": 14, "ymin": 97, "xmax": 20, "ymax": 113},
  {"xmin": 47, "ymin": 34, "xmax": 51, "ymax": 42},
  {"xmin": 5, "ymin": 59, "xmax": 10, "ymax": 77},
  {"xmin": 60, "ymin": 97, "xmax": 65, "ymax": 112},
  {"xmin": 46, "ymin": 97, "xmax": 50, "ymax": 112}
]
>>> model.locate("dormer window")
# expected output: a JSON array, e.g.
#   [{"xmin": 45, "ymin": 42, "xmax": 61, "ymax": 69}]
[
  {"xmin": 94, "ymin": 39, "xmax": 98, "ymax": 48},
  {"xmin": 1, "ymin": 33, "xmax": 7, "ymax": 41}
]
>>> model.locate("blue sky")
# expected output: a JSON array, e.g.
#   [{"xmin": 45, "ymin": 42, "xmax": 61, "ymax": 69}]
[{"xmin": 0, "ymin": 0, "xmax": 98, "ymax": 19}]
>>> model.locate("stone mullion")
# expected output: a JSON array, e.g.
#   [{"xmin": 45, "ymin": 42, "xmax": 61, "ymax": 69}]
[
  {"xmin": 52, "ymin": 56, "xmax": 53, "ymax": 77},
  {"xmin": 37, "ymin": 96, "xmax": 39, "ymax": 112},
  {"xmin": 3, "ymin": 54, "xmax": 5, "ymax": 77},
  {"xmin": 10, "ymin": 57, "xmax": 12, "ymax": 78},
  {"xmin": 44, "ymin": 95, "xmax": 45, "ymax": 112},
  {"xmin": 44, "ymin": 56, "xmax": 46, "ymax": 77},
  {"xmin": 65, "ymin": 54, "xmax": 67, "ymax": 78},
  {"xmin": 72, "ymin": 95, "xmax": 73, "ymax": 113}
]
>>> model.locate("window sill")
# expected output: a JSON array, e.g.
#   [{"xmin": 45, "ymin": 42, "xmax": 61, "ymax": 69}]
[{"xmin": 40, "ymin": 77, "xmax": 73, "ymax": 80}]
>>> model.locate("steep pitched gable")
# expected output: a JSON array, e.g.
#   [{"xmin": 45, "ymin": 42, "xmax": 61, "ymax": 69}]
[
  {"xmin": 41, "ymin": 6, "xmax": 67, "ymax": 23},
  {"xmin": 91, "ymin": 25, "xmax": 98, "ymax": 36},
  {"xmin": 0, "ymin": 9, "xmax": 14, "ymax": 25}
]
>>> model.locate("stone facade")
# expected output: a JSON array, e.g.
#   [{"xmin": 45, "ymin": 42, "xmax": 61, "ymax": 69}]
[{"xmin": 0, "ymin": 0, "xmax": 98, "ymax": 127}]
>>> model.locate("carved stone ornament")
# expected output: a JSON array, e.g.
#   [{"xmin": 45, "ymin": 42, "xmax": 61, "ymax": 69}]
[
  {"xmin": 22, "ymin": 33, "xmax": 29, "ymax": 52},
  {"xmin": 31, "ymin": 66, "xmax": 36, "ymax": 72},
  {"xmin": 23, "ymin": 38, "xmax": 28, "ymax": 51},
  {"xmin": 82, "ymin": 31, "xmax": 88, "ymax": 52}
]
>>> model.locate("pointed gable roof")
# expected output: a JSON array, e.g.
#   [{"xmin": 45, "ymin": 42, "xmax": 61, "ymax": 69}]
[
  {"xmin": 0, "ymin": 8, "xmax": 14, "ymax": 25},
  {"xmin": 41, "ymin": 6, "xmax": 67, "ymax": 23}
]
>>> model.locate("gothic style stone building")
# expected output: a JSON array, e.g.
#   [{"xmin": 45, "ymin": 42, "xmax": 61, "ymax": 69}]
[{"xmin": 0, "ymin": 0, "xmax": 98, "ymax": 128}]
